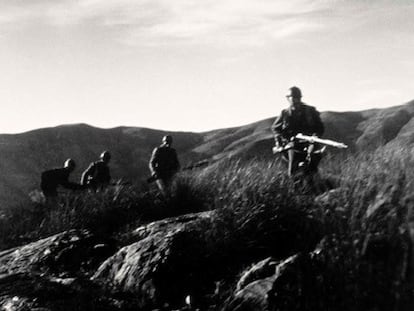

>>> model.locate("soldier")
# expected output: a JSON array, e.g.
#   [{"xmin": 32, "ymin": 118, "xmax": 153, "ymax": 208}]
[
  {"xmin": 149, "ymin": 135, "xmax": 180, "ymax": 195},
  {"xmin": 272, "ymin": 86, "xmax": 324, "ymax": 176},
  {"xmin": 40, "ymin": 158, "xmax": 83, "ymax": 202},
  {"xmin": 81, "ymin": 151, "xmax": 111, "ymax": 190}
]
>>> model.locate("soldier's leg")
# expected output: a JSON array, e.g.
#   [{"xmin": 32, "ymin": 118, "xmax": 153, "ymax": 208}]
[
  {"xmin": 308, "ymin": 153, "xmax": 322, "ymax": 174},
  {"xmin": 287, "ymin": 150, "xmax": 301, "ymax": 177},
  {"xmin": 155, "ymin": 179, "xmax": 167, "ymax": 195}
]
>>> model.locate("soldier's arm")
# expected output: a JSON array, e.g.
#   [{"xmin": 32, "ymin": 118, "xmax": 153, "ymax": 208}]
[
  {"xmin": 80, "ymin": 163, "xmax": 94, "ymax": 185},
  {"xmin": 173, "ymin": 149, "xmax": 180, "ymax": 172},
  {"xmin": 149, "ymin": 148, "xmax": 159, "ymax": 174},
  {"xmin": 61, "ymin": 177, "xmax": 84, "ymax": 191},
  {"xmin": 271, "ymin": 110, "xmax": 285, "ymax": 135}
]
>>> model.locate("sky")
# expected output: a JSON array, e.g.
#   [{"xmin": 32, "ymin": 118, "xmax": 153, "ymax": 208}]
[{"xmin": 0, "ymin": 0, "xmax": 413, "ymax": 133}]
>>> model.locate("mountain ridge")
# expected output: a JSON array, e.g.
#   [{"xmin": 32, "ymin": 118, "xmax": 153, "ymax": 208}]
[{"xmin": 0, "ymin": 100, "xmax": 413, "ymax": 209}]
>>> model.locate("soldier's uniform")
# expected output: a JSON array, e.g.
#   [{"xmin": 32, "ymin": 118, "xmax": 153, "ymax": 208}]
[
  {"xmin": 272, "ymin": 103, "xmax": 324, "ymax": 139},
  {"xmin": 149, "ymin": 141, "xmax": 180, "ymax": 194},
  {"xmin": 80, "ymin": 160, "xmax": 111, "ymax": 189},
  {"xmin": 272, "ymin": 101, "xmax": 324, "ymax": 176},
  {"xmin": 41, "ymin": 168, "xmax": 82, "ymax": 198}
]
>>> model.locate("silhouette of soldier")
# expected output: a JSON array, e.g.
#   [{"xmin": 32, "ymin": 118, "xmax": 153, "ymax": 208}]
[
  {"xmin": 149, "ymin": 135, "xmax": 180, "ymax": 195},
  {"xmin": 272, "ymin": 86, "xmax": 324, "ymax": 176},
  {"xmin": 81, "ymin": 151, "xmax": 111, "ymax": 190},
  {"xmin": 40, "ymin": 158, "xmax": 83, "ymax": 203}
]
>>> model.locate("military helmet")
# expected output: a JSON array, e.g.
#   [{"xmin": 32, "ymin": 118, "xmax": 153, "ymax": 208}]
[
  {"xmin": 100, "ymin": 150, "xmax": 111, "ymax": 162},
  {"xmin": 64, "ymin": 158, "xmax": 76, "ymax": 170},
  {"xmin": 287, "ymin": 86, "xmax": 302, "ymax": 99},
  {"xmin": 162, "ymin": 135, "xmax": 173, "ymax": 145}
]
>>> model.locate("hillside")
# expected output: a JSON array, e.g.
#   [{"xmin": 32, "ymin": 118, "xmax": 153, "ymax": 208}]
[
  {"xmin": 1, "ymin": 148, "xmax": 413, "ymax": 310},
  {"xmin": 0, "ymin": 100, "xmax": 413, "ymax": 209}
]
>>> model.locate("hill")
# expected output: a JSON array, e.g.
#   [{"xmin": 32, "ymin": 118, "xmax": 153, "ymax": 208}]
[
  {"xmin": 0, "ymin": 100, "xmax": 413, "ymax": 209},
  {"xmin": 0, "ymin": 147, "xmax": 412, "ymax": 310}
]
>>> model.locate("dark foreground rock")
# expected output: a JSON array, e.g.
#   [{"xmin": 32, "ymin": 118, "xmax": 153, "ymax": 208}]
[
  {"xmin": 0, "ymin": 230, "xmax": 121, "ymax": 311},
  {"xmin": 225, "ymin": 250, "xmax": 325, "ymax": 311},
  {"xmin": 0, "ymin": 206, "xmax": 323, "ymax": 310},
  {"xmin": 0, "ymin": 230, "xmax": 116, "ymax": 276},
  {"xmin": 93, "ymin": 207, "xmax": 322, "ymax": 309}
]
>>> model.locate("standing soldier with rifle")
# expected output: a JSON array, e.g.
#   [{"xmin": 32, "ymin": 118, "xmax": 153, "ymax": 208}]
[
  {"xmin": 149, "ymin": 135, "xmax": 180, "ymax": 195},
  {"xmin": 272, "ymin": 86, "xmax": 325, "ymax": 177}
]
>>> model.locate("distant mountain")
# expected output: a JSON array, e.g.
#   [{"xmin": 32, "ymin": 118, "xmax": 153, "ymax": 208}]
[{"xmin": 1, "ymin": 100, "xmax": 413, "ymax": 209}]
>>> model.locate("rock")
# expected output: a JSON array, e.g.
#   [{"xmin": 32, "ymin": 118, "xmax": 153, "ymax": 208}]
[
  {"xmin": 126, "ymin": 211, "xmax": 213, "ymax": 243},
  {"xmin": 93, "ymin": 213, "xmax": 212, "ymax": 309},
  {"xmin": 0, "ymin": 230, "xmax": 120, "ymax": 311},
  {"xmin": 0, "ymin": 230, "xmax": 115, "ymax": 276},
  {"xmin": 235, "ymin": 257, "xmax": 279, "ymax": 292},
  {"xmin": 0, "ymin": 273, "xmax": 126, "ymax": 311},
  {"xmin": 0, "ymin": 294, "xmax": 37, "ymax": 311},
  {"xmin": 226, "ymin": 251, "xmax": 325, "ymax": 311},
  {"xmin": 229, "ymin": 276, "xmax": 277, "ymax": 311},
  {"xmin": 93, "ymin": 206, "xmax": 322, "ymax": 309}
]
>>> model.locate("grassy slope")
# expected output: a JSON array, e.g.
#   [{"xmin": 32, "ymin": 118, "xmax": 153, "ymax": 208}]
[{"xmin": 0, "ymin": 147, "xmax": 413, "ymax": 309}]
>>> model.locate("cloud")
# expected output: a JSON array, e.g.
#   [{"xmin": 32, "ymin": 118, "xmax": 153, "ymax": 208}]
[
  {"xmin": 0, "ymin": 0, "xmax": 330, "ymax": 46},
  {"xmin": 1, "ymin": 0, "xmax": 413, "ymax": 48}
]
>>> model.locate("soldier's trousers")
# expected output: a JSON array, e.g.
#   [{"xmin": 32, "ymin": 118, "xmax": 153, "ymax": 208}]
[
  {"xmin": 287, "ymin": 149, "xmax": 322, "ymax": 177},
  {"xmin": 156, "ymin": 177, "xmax": 174, "ymax": 196}
]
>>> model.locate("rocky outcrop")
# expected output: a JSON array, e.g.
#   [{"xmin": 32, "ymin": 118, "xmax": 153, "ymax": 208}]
[
  {"xmin": 0, "ymin": 229, "xmax": 115, "ymax": 276},
  {"xmin": 93, "ymin": 211, "xmax": 218, "ymax": 309},
  {"xmin": 93, "ymin": 207, "xmax": 322, "ymax": 309},
  {"xmin": 225, "ymin": 251, "xmax": 325, "ymax": 311},
  {"xmin": 0, "ymin": 230, "xmax": 119, "ymax": 311},
  {"xmin": 0, "ymin": 206, "xmax": 323, "ymax": 310}
]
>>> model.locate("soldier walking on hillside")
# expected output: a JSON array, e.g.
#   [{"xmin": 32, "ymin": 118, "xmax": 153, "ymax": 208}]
[
  {"xmin": 81, "ymin": 151, "xmax": 112, "ymax": 190},
  {"xmin": 272, "ymin": 86, "xmax": 324, "ymax": 177},
  {"xmin": 149, "ymin": 135, "xmax": 180, "ymax": 195},
  {"xmin": 40, "ymin": 158, "xmax": 83, "ymax": 203}
]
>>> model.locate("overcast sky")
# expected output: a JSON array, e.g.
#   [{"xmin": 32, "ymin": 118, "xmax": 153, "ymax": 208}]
[{"xmin": 1, "ymin": 0, "xmax": 413, "ymax": 133}]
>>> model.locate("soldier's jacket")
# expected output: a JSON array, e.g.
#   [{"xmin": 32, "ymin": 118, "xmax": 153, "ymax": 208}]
[
  {"xmin": 40, "ymin": 168, "xmax": 82, "ymax": 197},
  {"xmin": 272, "ymin": 103, "xmax": 324, "ymax": 139},
  {"xmin": 81, "ymin": 160, "xmax": 111, "ymax": 187},
  {"xmin": 149, "ymin": 145, "xmax": 180, "ymax": 179}
]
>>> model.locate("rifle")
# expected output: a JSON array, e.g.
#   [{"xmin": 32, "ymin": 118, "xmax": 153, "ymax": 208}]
[
  {"xmin": 272, "ymin": 133, "xmax": 348, "ymax": 154},
  {"xmin": 147, "ymin": 160, "xmax": 209, "ymax": 184}
]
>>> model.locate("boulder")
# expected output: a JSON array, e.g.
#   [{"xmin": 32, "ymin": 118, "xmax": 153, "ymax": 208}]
[
  {"xmin": 93, "ymin": 212, "xmax": 213, "ymax": 309},
  {"xmin": 0, "ymin": 229, "xmax": 115, "ymax": 276},
  {"xmin": 0, "ymin": 230, "xmax": 119, "ymax": 311},
  {"xmin": 235, "ymin": 257, "xmax": 279, "ymax": 292},
  {"xmin": 226, "ymin": 251, "xmax": 325, "ymax": 311},
  {"xmin": 93, "ymin": 206, "xmax": 322, "ymax": 309}
]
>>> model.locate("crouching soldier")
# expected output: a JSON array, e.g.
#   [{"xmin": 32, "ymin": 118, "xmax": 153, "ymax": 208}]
[
  {"xmin": 40, "ymin": 158, "xmax": 83, "ymax": 203},
  {"xmin": 81, "ymin": 151, "xmax": 111, "ymax": 190},
  {"xmin": 149, "ymin": 135, "xmax": 180, "ymax": 195}
]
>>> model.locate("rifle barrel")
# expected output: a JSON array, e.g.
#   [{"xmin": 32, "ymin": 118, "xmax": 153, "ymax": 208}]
[{"xmin": 295, "ymin": 134, "xmax": 348, "ymax": 149}]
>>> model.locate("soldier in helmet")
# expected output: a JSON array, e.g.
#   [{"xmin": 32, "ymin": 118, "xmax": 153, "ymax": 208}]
[
  {"xmin": 272, "ymin": 86, "xmax": 324, "ymax": 176},
  {"xmin": 149, "ymin": 135, "xmax": 180, "ymax": 195},
  {"xmin": 81, "ymin": 151, "xmax": 112, "ymax": 190},
  {"xmin": 40, "ymin": 158, "xmax": 83, "ymax": 201}
]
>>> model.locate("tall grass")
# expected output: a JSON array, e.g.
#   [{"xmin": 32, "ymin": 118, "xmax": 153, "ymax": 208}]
[
  {"xmin": 0, "ymin": 181, "xmax": 208, "ymax": 250},
  {"xmin": 0, "ymin": 149, "xmax": 413, "ymax": 309}
]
